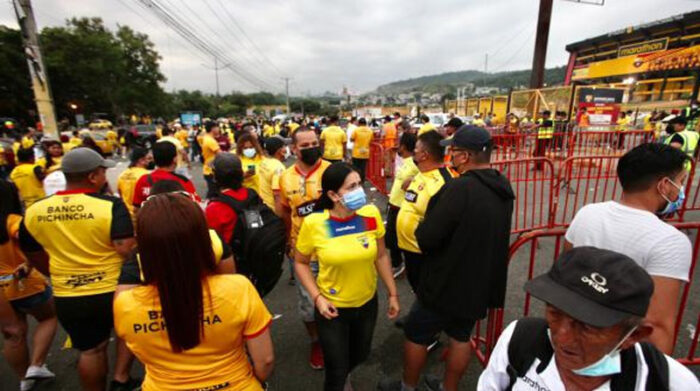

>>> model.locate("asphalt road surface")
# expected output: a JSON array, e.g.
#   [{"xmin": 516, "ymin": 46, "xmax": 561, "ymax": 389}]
[{"xmin": 1, "ymin": 157, "xmax": 698, "ymax": 390}]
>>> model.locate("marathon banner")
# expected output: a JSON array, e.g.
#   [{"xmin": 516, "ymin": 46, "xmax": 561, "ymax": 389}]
[
  {"xmin": 617, "ymin": 37, "xmax": 668, "ymax": 58},
  {"xmin": 572, "ymin": 43, "xmax": 700, "ymax": 80}
]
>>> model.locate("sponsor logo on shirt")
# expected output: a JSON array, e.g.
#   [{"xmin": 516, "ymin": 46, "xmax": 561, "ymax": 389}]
[
  {"xmin": 520, "ymin": 375, "xmax": 550, "ymax": 391},
  {"xmin": 132, "ymin": 310, "xmax": 223, "ymax": 334},
  {"xmin": 296, "ymin": 201, "xmax": 316, "ymax": 217},
  {"xmin": 405, "ymin": 190, "xmax": 418, "ymax": 203},
  {"xmin": 37, "ymin": 204, "xmax": 95, "ymax": 223},
  {"xmin": 65, "ymin": 271, "xmax": 106, "ymax": 288},
  {"xmin": 192, "ymin": 382, "xmax": 231, "ymax": 391}
]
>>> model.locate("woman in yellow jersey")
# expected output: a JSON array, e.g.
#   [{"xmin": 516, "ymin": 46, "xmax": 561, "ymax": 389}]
[
  {"xmin": 0, "ymin": 180, "xmax": 57, "ymax": 390},
  {"xmin": 113, "ymin": 194, "xmax": 273, "ymax": 391},
  {"xmin": 236, "ymin": 131, "xmax": 265, "ymax": 193},
  {"xmin": 37, "ymin": 139, "xmax": 63, "ymax": 175},
  {"xmin": 295, "ymin": 163, "xmax": 400, "ymax": 391}
]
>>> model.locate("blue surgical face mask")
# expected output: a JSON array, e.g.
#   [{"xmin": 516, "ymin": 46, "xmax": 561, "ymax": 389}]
[
  {"xmin": 571, "ymin": 326, "xmax": 637, "ymax": 377},
  {"xmin": 341, "ymin": 187, "xmax": 367, "ymax": 211},
  {"xmin": 657, "ymin": 177, "xmax": 685, "ymax": 216},
  {"xmin": 243, "ymin": 148, "xmax": 257, "ymax": 158}
]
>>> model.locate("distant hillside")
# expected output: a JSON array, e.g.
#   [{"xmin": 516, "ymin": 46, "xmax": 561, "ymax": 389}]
[{"xmin": 375, "ymin": 66, "xmax": 567, "ymax": 95}]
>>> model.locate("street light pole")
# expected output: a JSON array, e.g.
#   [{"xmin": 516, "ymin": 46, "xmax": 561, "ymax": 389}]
[
  {"xmin": 12, "ymin": 0, "xmax": 58, "ymax": 136},
  {"xmin": 282, "ymin": 77, "xmax": 292, "ymax": 114}
]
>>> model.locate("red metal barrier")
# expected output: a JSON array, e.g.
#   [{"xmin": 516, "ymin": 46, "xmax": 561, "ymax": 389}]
[
  {"xmin": 471, "ymin": 222, "xmax": 700, "ymax": 367},
  {"xmin": 551, "ymin": 156, "xmax": 622, "ymax": 228},
  {"xmin": 367, "ymin": 142, "xmax": 388, "ymax": 195},
  {"xmin": 491, "ymin": 158, "xmax": 555, "ymax": 234}
]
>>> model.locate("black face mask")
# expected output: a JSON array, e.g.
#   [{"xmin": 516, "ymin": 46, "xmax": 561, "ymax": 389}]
[
  {"xmin": 146, "ymin": 161, "xmax": 156, "ymax": 170},
  {"xmin": 300, "ymin": 146, "xmax": 322, "ymax": 166}
]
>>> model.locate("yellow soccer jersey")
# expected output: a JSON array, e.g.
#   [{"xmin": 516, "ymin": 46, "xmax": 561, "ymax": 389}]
[
  {"xmin": 388, "ymin": 157, "xmax": 419, "ymax": 208},
  {"xmin": 351, "ymin": 126, "xmax": 374, "ymax": 159},
  {"xmin": 201, "ymin": 135, "xmax": 220, "ymax": 176},
  {"xmin": 278, "ymin": 160, "xmax": 331, "ymax": 243},
  {"xmin": 240, "ymin": 154, "xmax": 264, "ymax": 193},
  {"xmin": 320, "ymin": 126, "xmax": 347, "ymax": 160},
  {"xmin": 19, "ymin": 189, "xmax": 134, "ymax": 297},
  {"xmin": 117, "ymin": 166, "xmax": 150, "ymax": 218},
  {"xmin": 10, "ymin": 163, "xmax": 45, "ymax": 208},
  {"xmin": 296, "ymin": 205, "xmax": 385, "ymax": 308},
  {"xmin": 397, "ymin": 167, "xmax": 457, "ymax": 253},
  {"xmin": 418, "ymin": 123, "xmax": 436, "ymax": 135},
  {"xmin": 114, "ymin": 275, "xmax": 270, "ymax": 391},
  {"xmin": 257, "ymin": 157, "xmax": 285, "ymax": 210}
]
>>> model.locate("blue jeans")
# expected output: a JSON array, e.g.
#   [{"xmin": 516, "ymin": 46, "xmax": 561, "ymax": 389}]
[{"xmin": 315, "ymin": 295, "xmax": 378, "ymax": 391}]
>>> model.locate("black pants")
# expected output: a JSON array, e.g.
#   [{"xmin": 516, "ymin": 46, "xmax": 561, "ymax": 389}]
[
  {"xmin": 385, "ymin": 205, "xmax": 403, "ymax": 268},
  {"xmin": 403, "ymin": 251, "xmax": 424, "ymax": 293},
  {"xmin": 533, "ymin": 138, "xmax": 551, "ymax": 170},
  {"xmin": 315, "ymin": 295, "xmax": 378, "ymax": 391},
  {"xmin": 204, "ymin": 174, "xmax": 219, "ymax": 199},
  {"xmin": 352, "ymin": 158, "xmax": 368, "ymax": 182}
]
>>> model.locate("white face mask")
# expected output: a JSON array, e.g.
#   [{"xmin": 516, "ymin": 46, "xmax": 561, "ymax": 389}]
[
  {"xmin": 243, "ymin": 148, "xmax": 257, "ymax": 158},
  {"xmin": 283, "ymin": 146, "xmax": 291, "ymax": 160}
]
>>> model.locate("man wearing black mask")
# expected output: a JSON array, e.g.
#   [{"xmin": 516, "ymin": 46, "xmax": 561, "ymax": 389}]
[{"xmin": 276, "ymin": 126, "xmax": 331, "ymax": 370}]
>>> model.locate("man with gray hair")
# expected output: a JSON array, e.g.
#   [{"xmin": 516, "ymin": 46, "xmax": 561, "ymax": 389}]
[{"xmin": 478, "ymin": 247, "xmax": 698, "ymax": 391}]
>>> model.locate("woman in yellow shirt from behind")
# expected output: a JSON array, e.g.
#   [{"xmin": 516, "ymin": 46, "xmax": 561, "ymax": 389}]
[
  {"xmin": 113, "ymin": 194, "xmax": 274, "ymax": 391},
  {"xmin": 295, "ymin": 163, "xmax": 400, "ymax": 391}
]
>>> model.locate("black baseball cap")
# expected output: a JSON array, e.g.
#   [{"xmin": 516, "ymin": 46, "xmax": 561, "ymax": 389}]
[
  {"xmin": 670, "ymin": 115, "xmax": 688, "ymax": 125},
  {"xmin": 440, "ymin": 125, "xmax": 492, "ymax": 151},
  {"xmin": 212, "ymin": 152, "xmax": 242, "ymax": 179},
  {"xmin": 525, "ymin": 247, "xmax": 654, "ymax": 328},
  {"xmin": 445, "ymin": 117, "xmax": 464, "ymax": 129},
  {"xmin": 264, "ymin": 136, "xmax": 287, "ymax": 155}
]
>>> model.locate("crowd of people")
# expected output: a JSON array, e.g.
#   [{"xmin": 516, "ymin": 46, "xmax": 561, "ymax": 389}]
[{"xmin": 0, "ymin": 109, "xmax": 698, "ymax": 391}]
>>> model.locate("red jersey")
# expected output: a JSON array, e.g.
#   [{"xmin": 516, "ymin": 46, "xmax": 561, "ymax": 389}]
[
  {"xmin": 205, "ymin": 188, "xmax": 249, "ymax": 243},
  {"xmin": 131, "ymin": 169, "xmax": 200, "ymax": 207}
]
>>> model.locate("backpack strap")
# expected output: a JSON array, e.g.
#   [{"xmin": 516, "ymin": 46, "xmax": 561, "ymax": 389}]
[
  {"xmin": 640, "ymin": 342, "xmax": 669, "ymax": 391},
  {"xmin": 506, "ymin": 318, "xmax": 553, "ymax": 390},
  {"xmin": 610, "ymin": 342, "xmax": 669, "ymax": 391}
]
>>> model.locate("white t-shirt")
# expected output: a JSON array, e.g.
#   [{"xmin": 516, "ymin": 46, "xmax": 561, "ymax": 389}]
[
  {"xmin": 565, "ymin": 201, "xmax": 691, "ymax": 282},
  {"xmin": 478, "ymin": 320, "xmax": 699, "ymax": 391},
  {"xmin": 43, "ymin": 170, "xmax": 66, "ymax": 195},
  {"xmin": 346, "ymin": 124, "xmax": 356, "ymax": 151}
]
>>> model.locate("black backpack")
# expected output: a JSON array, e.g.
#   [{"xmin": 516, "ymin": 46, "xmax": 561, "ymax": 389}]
[
  {"xmin": 505, "ymin": 318, "xmax": 669, "ymax": 391},
  {"xmin": 213, "ymin": 190, "xmax": 286, "ymax": 297}
]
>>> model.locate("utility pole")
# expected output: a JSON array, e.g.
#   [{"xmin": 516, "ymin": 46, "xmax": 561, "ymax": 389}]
[
  {"xmin": 202, "ymin": 58, "xmax": 229, "ymax": 97},
  {"xmin": 13, "ymin": 0, "xmax": 58, "ymax": 136},
  {"xmin": 530, "ymin": 0, "xmax": 554, "ymax": 89},
  {"xmin": 282, "ymin": 77, "xmax": 292, "ymax": 114}
]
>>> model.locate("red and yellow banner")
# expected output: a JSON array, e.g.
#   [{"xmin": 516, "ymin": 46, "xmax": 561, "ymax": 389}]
[{"xmin": 573, "ymin": 43, "xmax": 700, "ymax": 81}]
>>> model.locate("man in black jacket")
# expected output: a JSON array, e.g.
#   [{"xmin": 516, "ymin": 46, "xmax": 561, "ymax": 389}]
[{"xmin": 379, "ymin": 125, "xmax": 514, "ymax": 391}]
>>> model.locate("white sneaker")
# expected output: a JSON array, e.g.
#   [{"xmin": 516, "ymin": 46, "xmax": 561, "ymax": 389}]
[
  {"xmin": 25, "ymin": 364, "xmax": 55, "ymax": 380},
  {"xmin": 20, "ymin": 379, "xmax": 35, "ymax": 391}
]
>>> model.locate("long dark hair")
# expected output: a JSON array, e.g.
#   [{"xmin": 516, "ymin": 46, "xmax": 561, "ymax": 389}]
[
  {"xmin": 235, "ymin": 131, "xmax": 263, "ymax": 156},
  {"xmin": 136, "ymin": 194, "xmax": 217, "ymax": 352},
  {"xmin": 42, "ymin": 140, "xmax": 62, "ymax": 172},
  {"xmin": 0, "ymin": 180, "xmax": 22, "ymax": 244},
  {"xmin": 315, "ymin": 162, "xmax": 358, "ymax": 211}
]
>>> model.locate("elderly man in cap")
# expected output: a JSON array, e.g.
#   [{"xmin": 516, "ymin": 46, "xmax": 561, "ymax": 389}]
[
  {"xmin": 19, "ymin": 147, "xmax": 140, "ymax": 391},
  {"xmin": 478, "ymin": 247, "xmax": 699, "ymax": 391},
  {"xmin": 380, "ymin": 126, "xmax": 514, "ymax": 391}
]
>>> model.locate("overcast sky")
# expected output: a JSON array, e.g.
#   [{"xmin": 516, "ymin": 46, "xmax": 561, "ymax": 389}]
[{"xmin": 1, "ymin": 0, "xmax": 698, "ymax": 95}]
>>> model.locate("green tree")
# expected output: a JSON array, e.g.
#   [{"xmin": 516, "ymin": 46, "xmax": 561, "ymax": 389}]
[{"xmin": 0, "ymin": 26, "xmax": 34, "ymax": 124}]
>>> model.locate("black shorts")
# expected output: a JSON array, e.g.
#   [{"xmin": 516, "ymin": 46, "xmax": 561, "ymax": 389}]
[
  {"xmin": 404, "ymin": 299, "xmax": 475, "ymax": 345},
  {"xmin": 54, "ymin": 292, "xmax": 114, "ymax": 351}
]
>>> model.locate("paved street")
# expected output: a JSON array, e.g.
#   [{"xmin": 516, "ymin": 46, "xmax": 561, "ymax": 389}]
[{"xmin": 1, "ymin": 158, "xmax": 698, "ymax": 390}]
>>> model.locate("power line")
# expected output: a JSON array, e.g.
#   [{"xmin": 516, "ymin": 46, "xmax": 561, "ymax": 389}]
[
  {"xmin": 491, "ymin": 26, "xmax": 537, "ymax": 74},
  {"xmin": 134, "ymin": 0, "xmax": 277, "ymax": 91},
  {"xmin": 211, "ymin": 0, "xmax": 284, "ymax": 76},
  {"xmin": 167, "ymin": 0, "xmax": 279, "ymax": 88}
]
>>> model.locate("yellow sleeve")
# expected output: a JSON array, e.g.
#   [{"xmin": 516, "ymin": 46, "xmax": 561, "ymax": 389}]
[
  {"xmin": 320, "ymin": 130, "xmax": 327, "ymax": 141},
  {"xmin": 278, "ymin": 173, "xmax": 289, "ymax": 207},
  {"xmin": 271, "ymin": 164, "xmax": 283, "ymax": 192},
  {"xmin": 341, "ymin": 131, "xmax": 347, "ymax": 143},
  {"xmin": 295, "ymin": 215, "xmax": 317, "ymax": 256},
  {"xmin": 372, "ymin": 206, "xmax": 385, "ymax": 238},
  {"xmin": 242, "ymin": 278, "xmax": 272, "ymax": 338}
]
